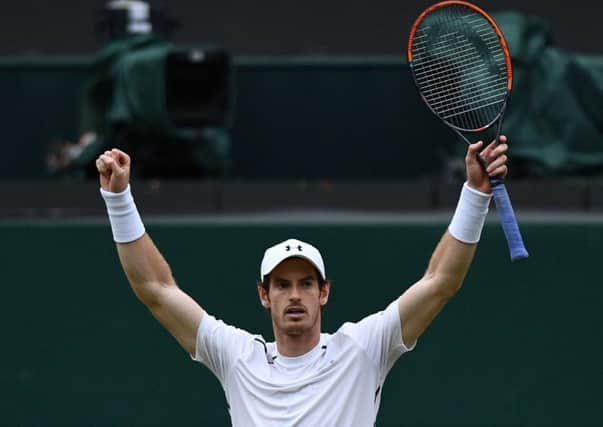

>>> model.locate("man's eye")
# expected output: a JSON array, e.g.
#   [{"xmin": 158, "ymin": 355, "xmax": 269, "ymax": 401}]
[{"xmin": 302, "ymin": 281, "xmax": 314, "ymax": 288}]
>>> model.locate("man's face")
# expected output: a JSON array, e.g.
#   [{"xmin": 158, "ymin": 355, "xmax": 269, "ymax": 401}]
[{"xmin": 258, "ymin": 257, "xmax": 329, "ymax": 337}]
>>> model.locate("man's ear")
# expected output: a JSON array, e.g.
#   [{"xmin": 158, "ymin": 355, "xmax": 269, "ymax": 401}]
[
  {"xmin": 319, "ymin": 281, "xmax": 331, "ymax": 307},
  {"xmin": 258, "ymin": 283, "xmax": 270, "ymax": 308}
]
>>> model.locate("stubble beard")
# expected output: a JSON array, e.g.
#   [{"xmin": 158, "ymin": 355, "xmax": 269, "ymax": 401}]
[{"xmin": 281, "ymin": 311, "xmax": 319, "ymax": 337}]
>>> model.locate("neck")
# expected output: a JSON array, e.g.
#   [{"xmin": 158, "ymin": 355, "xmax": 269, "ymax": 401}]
[{"xmin": 274, "ymin": 323, "xmax": 321, "ymax": 357}]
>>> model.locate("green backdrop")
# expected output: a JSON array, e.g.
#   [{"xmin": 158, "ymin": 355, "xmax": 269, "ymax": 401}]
[
  {"xmin": 1, "ymin": 221, "xmax": 601, "ymax": 425},
  {"xmin": 0, "ymin": 56, "xmax": 449, "ymax": 180}
]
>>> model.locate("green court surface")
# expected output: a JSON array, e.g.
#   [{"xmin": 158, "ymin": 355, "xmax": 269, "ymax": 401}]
[{"xmin": 1, "ymin": 219, "xmax": 601, "ymax": 425}]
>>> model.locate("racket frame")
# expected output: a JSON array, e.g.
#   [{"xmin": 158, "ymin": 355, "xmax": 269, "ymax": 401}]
[{"xmin": 408, "ymin": 0, "xmax": 513, "ymax": 134}]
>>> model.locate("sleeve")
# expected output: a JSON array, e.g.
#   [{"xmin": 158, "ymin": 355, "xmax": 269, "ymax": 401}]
[
  {"xmin": 340, "ymin": 297, "xmax": 416, "ymax": 380},
  {"xmin": 191, "ymin": 312, "xmax": 253, "ymax": 383}
]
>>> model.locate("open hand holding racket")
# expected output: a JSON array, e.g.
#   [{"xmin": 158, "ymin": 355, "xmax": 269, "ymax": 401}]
[{"xmin": 407, "ymin": 0, "xmax": 528, "ymax": 261}]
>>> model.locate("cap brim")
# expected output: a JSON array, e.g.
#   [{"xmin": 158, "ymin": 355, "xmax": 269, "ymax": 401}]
[{"xmin": 262, "ymin": 254, "xmax": 324, "ymax": 280}]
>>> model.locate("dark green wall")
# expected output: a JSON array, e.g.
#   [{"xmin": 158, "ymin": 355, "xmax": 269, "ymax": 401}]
[
  {"xmin": 1, "ymin": 221, "xmax": 601, "ymax": 425},
  {"xmin": 0, "ymin": 59, "xmax": 92, "ymax": 178},
  {"xmin": 230, "ymin": 58, "xmax": 450, "ymax": 180},
  {"xmin": 0, "ymin": 56, "xmax": 449, "ymax": 180}
]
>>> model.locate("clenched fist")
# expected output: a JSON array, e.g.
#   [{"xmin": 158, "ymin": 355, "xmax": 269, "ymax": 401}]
[{"xmin": 96, "ymin": 148, "xmax": 131, "ymax": 193}]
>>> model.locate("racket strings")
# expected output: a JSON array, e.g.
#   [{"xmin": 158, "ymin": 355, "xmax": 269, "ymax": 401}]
[
  {"xmin": 415, "ymin": 43, "xmax": 502, "ymax": 126},
  {"xmin": 411, "ymin": 5, "xmax": 509, "ymax": 130},
  {"xmin": 413, "ymin": 32, "xmax": 503, "ymax": 76},
  {"xmin": 415, "ymin": 45, "xmax": 503, "ymax": 125},
  {"xmin": 413, "ymin": 46, "xmax": 505, "ymax": 86}
]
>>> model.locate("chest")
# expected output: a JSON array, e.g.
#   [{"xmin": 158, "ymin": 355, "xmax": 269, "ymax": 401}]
[
  {"xmin": 230, "ymin": 342, "xmax": 377, "ymax": 403},
  {"xmin": 226, "ymin": 348, "xmax": 380, "ymax": 427}
]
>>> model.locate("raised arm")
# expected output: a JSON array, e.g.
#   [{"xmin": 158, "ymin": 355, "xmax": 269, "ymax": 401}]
[
  {"xmin": 97, "ymin": 149, "xmax": 204, "ymax": 355},
  {"xmin": 398, "ymin": 137, "xmax": 509, "ymax": 346}
]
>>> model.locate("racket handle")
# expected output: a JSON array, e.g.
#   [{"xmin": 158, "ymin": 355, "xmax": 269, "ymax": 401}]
[{"xmin": 490, "ymin": 178, "xmax": 529, "ymax": 262}]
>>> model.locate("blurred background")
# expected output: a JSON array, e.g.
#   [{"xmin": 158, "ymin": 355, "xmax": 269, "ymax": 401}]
[{"xmin": 1, "ymin": 1, "xmax": 601, "ymax": 426}]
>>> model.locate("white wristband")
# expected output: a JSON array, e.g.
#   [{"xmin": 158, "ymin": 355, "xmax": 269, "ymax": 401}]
[
  {"xmin": 448, "ymin": 182, "xmax": 492, "ymax": 244},
  {"xmin": 100, "ymin": 184, "xmax": 146, "ymax": 243}
]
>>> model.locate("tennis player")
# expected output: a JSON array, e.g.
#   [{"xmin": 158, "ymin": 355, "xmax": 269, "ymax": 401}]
[{"xmin": 96, "ymin": 136, "xmax": 508, "ymax": 426}]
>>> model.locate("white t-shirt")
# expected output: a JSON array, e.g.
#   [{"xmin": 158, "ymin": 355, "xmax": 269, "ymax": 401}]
[{"xmin": 192, "ymin": 298, "xmax": 415, "ymax": 427}]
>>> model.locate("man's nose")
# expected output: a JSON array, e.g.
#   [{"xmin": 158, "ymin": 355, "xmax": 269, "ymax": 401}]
[{"xmin": 289, "ymin": 284, "xmax": 301, "ymax": 300}]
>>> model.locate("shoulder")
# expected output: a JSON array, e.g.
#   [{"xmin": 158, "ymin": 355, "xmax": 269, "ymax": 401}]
[
  {"xmin": 337, "ymin": 299, "xmax": 401, "ymax": 337},
  {"xmin": 196, "ymin": 313, "xmax": 266, "ymax": 359},
  {"xmin": 200, "ymin": 312, "xmax": 257, "ymax": 338}
]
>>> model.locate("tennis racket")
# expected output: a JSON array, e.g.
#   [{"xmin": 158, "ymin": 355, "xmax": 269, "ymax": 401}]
[{"xmin": 407, "ymin": 0, "xmax": 528, "ymax": 261}]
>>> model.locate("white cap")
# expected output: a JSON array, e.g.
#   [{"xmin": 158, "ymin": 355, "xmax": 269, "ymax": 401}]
[{"xmin": 260, "ymin": 238, "xmax": 326, "ymax": 280}]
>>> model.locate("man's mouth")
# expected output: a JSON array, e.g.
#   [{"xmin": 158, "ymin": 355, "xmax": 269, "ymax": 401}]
[{"xmin": 285, "ymin": 306, "xmax": 306, "ymax": 318}]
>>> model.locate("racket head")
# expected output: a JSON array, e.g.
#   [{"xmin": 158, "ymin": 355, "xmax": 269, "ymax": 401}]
[{"xmin": 407, "ymin": 1, "xmax": 512, "ymax": 133}]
